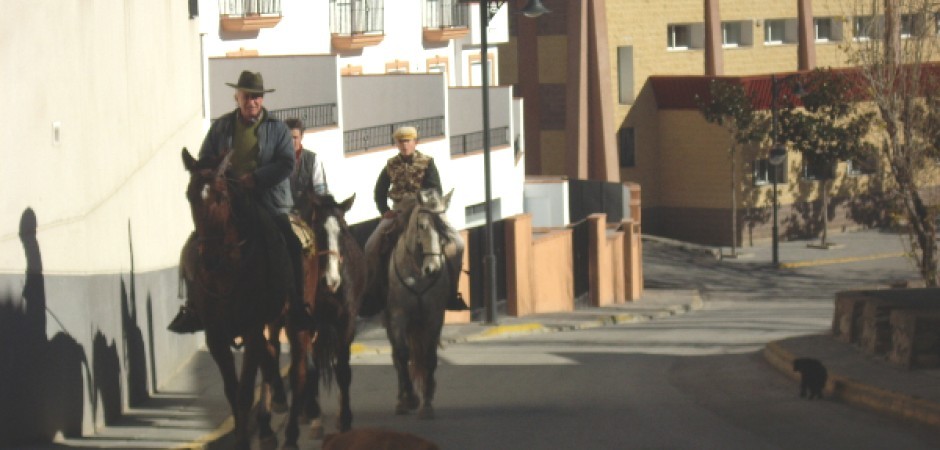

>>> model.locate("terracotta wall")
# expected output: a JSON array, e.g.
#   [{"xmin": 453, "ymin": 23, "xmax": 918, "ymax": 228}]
[{"xmin": 504, "ymin": 210, "xmax": 643, "ymax": 317}]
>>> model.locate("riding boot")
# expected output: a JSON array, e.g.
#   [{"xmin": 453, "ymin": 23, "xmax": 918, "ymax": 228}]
[
  {"xmin": 359, "ymin": 249, "xmax": 389, "ymax": 317},
  {"xmin": 445, "ymin": 292, "xmax": 470, "ymax": 311},
  {"xmin": 168, "ymin": 302, "xmax": 204, "ymax": 333},
  {"xmin": 276, "ymin": 213, "xmax": 315, "ymax": 329}
]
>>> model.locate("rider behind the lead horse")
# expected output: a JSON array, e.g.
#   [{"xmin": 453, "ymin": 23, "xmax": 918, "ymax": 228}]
[{"xmin": 362, "ymin": 126, "xmax": 468, "ymax": 316}]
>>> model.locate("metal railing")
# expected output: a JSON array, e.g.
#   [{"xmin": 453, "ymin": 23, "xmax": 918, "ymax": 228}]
[
  {"xmin": 331, "ymin": 0, "xmax": 385, "ymax": 35},
  {"xmin": 219, "ymin": 0, "xmax": 281, "ymax": 16},
  {"xmin": 268, "ymin": 104, "xmax": 338, "ymax": 130},
  {"xmin": 424, "ymin": 0, "xmax": 469, "ymax": 29},
  {"xmin": 450, "ymin": 126, "xmax": 509, "ymax": 156},
  {"xmin": 344, "ymin": 116, "xmax": 445, "ymax": 154}
]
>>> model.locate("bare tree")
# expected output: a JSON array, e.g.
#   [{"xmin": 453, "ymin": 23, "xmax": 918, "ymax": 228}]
[{"xmin": 846, "ymin": 0, "xmax": 940, "ymax": 286}]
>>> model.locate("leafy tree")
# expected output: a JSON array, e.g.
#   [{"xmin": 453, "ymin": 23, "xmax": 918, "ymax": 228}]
[
  {"xmin": 846, "ymin": 0, "xmax": 939, "ymax": 286},
  {"xmin": 696, "ymin": 79, "xmax": 768, "ymax": 256},
  {"xmin": 777, "ymin": 68, "xmax": 876, "ymax": 248}
]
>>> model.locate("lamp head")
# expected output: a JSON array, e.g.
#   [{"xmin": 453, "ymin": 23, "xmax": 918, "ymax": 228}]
[
  {"xmin": 769, "ymin": 143, "xmax": 788, "ymax": 166},
  {"xmin": 521, "ymin": 0, "xmax": 551, "ymax": 18}
]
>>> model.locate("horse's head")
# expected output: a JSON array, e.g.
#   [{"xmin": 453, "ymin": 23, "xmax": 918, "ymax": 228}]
[
  {"xmin": 404, "ymin": 188, "xmax": 452, "ymax": 276},
  {"xmin": 308, "ymin": 192, "xmax": 356, "ymax": 293},
  {"xmin": 182, "ymin": 148, "xmax": 237, "ymax": 271}
]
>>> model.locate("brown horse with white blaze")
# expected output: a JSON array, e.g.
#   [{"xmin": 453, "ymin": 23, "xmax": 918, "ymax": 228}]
[{"xmin": 277, "ymin": 192, "xmax": 365, "ymax": 449}]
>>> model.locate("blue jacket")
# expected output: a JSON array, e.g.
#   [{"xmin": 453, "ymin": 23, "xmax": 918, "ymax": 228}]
[{"xmin": 199, "ymin": 109, "xmax": 295, "ymax": 215}]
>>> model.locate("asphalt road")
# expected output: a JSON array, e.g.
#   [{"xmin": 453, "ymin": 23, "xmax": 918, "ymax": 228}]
[{"xmin": 283, "ymin": 239, "xmax": 940, "ymax": 450}]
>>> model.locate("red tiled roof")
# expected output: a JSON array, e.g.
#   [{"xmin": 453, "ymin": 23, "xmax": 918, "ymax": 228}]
[{"xmin": 650, "ymin": 64, "xmax": 940, "ymax": 111}]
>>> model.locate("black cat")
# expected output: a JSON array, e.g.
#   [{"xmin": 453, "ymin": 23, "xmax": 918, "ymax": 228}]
[{"xmin": 793, "ymin": 357, "xmax": 828, "ymax": 400}]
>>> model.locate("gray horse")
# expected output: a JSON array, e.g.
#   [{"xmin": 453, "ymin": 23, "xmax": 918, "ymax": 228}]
[{"xmin": 384, "ymin": 188, "xmax": 460, "ymax": 419}]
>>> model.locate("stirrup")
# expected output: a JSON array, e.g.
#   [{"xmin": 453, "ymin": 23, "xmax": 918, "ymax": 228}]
[{"xmin": 168, "ymin": 305, "xmax": 204, "ymax": 333}]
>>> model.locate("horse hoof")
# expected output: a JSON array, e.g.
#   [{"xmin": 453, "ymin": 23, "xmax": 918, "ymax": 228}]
[
  {"xmin": 418, "ymin": 405, "xmax": 435, "ymax": 420},
  {"xmin": 309, "ymin": 418, "xmax": 324, "ymax": 439},
  {"xmin": 258, "ymin": 434, "xmax": 278, "ymax": 450},
  {"xmin": 271, "ymin": 398, "xmax": 288, "ymax": 414},
  {"xmin": 395, "ymin": 402, "xmax": 411, "ymax": 415},
  {"xmin": 283, "ymin": 444, "xmax": 300, "ymax": 450}
]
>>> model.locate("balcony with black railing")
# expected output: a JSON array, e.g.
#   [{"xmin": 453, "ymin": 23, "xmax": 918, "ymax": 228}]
[
  {"xmin": 268, "ymin": 104, "xmax": 338, "ymax": 130},
  {"xmin": 219, "ymin": 0, "xmax": 282, "ymax": 32},
  {"xmin": 331, "ymin": 0, "xmax": 385, "ymax": 50},
  {"xmin": 423, "ymin": 0, "xmax": 470, "ymax": 42},
  {"xmin": 344, "ymin": 116, "xmax": 445, "ymax": 154},
  {"xmin": 450, "ymin": 126, "xmax": 509, "ymax": 156}
]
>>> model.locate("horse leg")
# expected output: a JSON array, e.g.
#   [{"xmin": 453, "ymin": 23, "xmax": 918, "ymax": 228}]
[
  {"xmin": 335, "ymin": 340, "xmax": 353, "ymax": 431},
  {"xmin": 418, "ymin": 328, "xmax": 442, "ymax": 420},
  {"xmin": 387, "ymin": 316, "xmax": 418, "ymax": 414},
  {"xmin": 261, "ymin": 323, "xmax": 288, "ymax": 414},
  {"xmin": 234, "ymin": 333, "xmax": 266, "ymax": 450},
  {"xmin": 305, "ymin": 336, "xmax": 324, "ymax": 439},
  {"xmin": 206, "ymin": 332, "xmax": 239, "ymax": 416},
  {"xmin": 285, "ymin": 328, "xmax": 313, "ymax": 449}
]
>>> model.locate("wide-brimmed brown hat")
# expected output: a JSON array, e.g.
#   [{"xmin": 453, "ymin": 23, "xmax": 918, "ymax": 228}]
[{"xmin": 226, "ymin": 70, "xmax": 275, "ymax": 94}]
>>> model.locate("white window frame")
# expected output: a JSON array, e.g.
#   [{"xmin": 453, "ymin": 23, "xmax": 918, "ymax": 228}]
[
  {"xmin": 764, "ymin": 18, "xmax": 798, "ymax": 45},
  {"xmin": 668, "ymin": 24, "xmax": 692, "ymax": 50},
  {"xmin": 722, "ymin": 20, "xmax": 753, "ymax": 48},
  {"xmin": 853, "ymin": 15, "xmax": 881, "ymax": 41},
  {"xmin": 900, "ymin": 13, "xmax": 924, "ymax": 38},
  {"xmin": 814, "ymin": 17, "xmax": 843, "ymax": 42}
]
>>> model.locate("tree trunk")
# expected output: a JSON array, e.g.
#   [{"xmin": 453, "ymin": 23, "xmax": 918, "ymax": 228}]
[
  {"xmin": 730, "ymin": 145, "xmax": 737, "ymax": 256},
  {"xmin": 820, "ymin": 178, "xmax": 830, "ymax": 247}
]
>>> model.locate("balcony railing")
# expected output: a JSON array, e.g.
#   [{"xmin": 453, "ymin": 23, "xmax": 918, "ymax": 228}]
[
  {"xmin": 423, "ymin": 0, "xmax": 469, "ymax": 41},
  {"xmin": 450, "ymin": 126, "xmax": 509, "ymax": 156},
  {"xmin": 219, "ymin": 0, "xmax": 281, "ymax": 31},
  {"xmin": 344, "ymin": 116, "xmax": 445, "ymax": 154},
  {"xmin": 268, "ymin": 103, "xmax": 338, "ymax": 130},
  {"xmin": 331, "ymin": 0, "xmax": 385, "ymax": 49}
]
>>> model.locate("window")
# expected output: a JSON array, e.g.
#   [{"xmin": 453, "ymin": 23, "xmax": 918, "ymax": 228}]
[
  {"xmin": 802, "ymin": 154, "xmax": 834, "ymax": 181},
  {"xmin": 331, "ymin": 0, "xmax": 385, "ymax": 35},
  {"xmin": 814, "ymin": 17, "xmax": 843, "ymax": 42},
  {"xmin": 753, "ymin": 157, "xmax": 787, "ymax": 186},
  {"xmin": 764, "ymin": 19, "xmax": 797, "ymax": 45},
  {"xmin": 846, "ymin": 155, "xmax": 876, "ymax": 176},
  {"xmin": 668, "ymin": 24, "xmax": 691, "ymax": 50},
  {"xmin": 385, "ymin": 59, "xmax": 409, "ymax": 73},
  {"xmin": 619, "ymin": 127, "xmax": 635, "ymax": 168},
  {"xmin": 936, "ymin": 13, "xmax": 940, "ymax": 36},
  {"xmin": 465, "ymin": 198, "xmax": 501, "ymax": 224},
  {"xmin": 722, "ymin": 21, "xmax": 753, "ymax": 48},
  {"xmin": 617, "ymin": 46, "xmax": 634, "ymax": 104},
  {"xmin": 426, "ymin": 56, "xmax": 449, "ymax": 84},
  {"xmin": 854, "ymin": 15, "xmax": 875, "ymax": 41},
  {"xmin": 900, "ymin": 14, "xmax": 924, "ymax": 38},
  {"xmin": 667, "ymin": 23, "xmax": 704, "ymax": 50}
]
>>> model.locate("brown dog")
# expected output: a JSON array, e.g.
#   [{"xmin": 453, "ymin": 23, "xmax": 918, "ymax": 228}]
[{"xmin": 322, "ymin": 428, "xmax": 440, "ymax": 450}]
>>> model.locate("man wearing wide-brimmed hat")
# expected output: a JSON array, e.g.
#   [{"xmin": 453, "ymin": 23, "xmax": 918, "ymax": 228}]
[
  {"xmin": 169, "ymin": 70, "xmax": 312, "ymax": 332},
  {"xmin": 359, "ymin": 126, "xmax": 468, "ymax": 316}
]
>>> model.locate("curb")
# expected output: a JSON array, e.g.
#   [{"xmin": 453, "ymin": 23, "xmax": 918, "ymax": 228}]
[
  {"xmin": 779, "ymin": 252, "xmax": 907, "ymax": 269},
  {"xmin": 763, "ymin": 340, "xmax": 940, "ymax": 428}
]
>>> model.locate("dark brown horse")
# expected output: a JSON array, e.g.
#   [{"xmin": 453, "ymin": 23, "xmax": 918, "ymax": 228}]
[
  {"xmin": 180, "ymin": 148, "xmax": 290, "ymax": 450},
  {"xmin": 282, "ymin": 192, "xmax": 366, "ymax": 447}
]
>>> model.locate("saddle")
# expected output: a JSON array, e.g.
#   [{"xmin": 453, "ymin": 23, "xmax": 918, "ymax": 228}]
[{"xmin": 289, "ymin": 213, "xmax": 316, "ymax": 255}]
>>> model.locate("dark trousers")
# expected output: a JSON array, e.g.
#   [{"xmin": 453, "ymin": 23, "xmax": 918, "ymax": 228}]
[{"xmin": 272, "ymin": 213, "xmax": 304, "ymax": 308}]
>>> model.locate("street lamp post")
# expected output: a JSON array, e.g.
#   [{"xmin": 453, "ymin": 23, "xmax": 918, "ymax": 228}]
[
  {"xmin": 768, "ymin": 73, "xmax": 803, "ymax": 268},
  {"xmin": 477, "ymin": 0, "xmax": 548, "ymax": 324}
]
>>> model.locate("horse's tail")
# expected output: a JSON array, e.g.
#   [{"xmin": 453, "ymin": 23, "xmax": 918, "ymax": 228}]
[{"xmin": 313, "ymin": 318, "xmax": 338, "ymax": 389}]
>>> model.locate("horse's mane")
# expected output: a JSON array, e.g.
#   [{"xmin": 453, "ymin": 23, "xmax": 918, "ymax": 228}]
[{"xmin": 398, "ymin": 189, "xmax": 451, "ymax": 253}]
